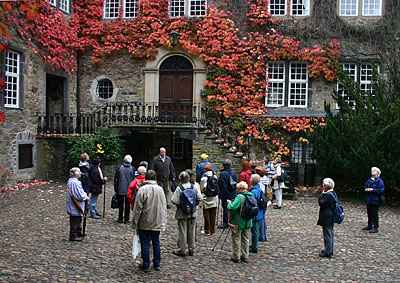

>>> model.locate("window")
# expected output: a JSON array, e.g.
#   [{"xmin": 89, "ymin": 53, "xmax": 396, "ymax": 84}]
[
  {"xmin": 18, "ymin": 144, "xmax": 34, "ymax": 169},
  {"xmin": 46, "ymin": 0, "xmax": 70, "ymax": 13},
  {"xmin": 266, "ymin": 62, "xmax": 285, "ymax": 106},
  {"xmin": 269, "ymin": 0, "xmax": 309, "ymax": 16},
  {"xmin": 124, "ymin": 0, "xmax": 138, "ymax": 18},
  {"xmin": 339, "ymin": 0, "xmax": 382, "ymax": 16},
  {"xmin": 337, "ymin": 63, "xmax": 357, "ymax": 108},
  {"xmin": 4, "ymin": 51, "xmax": 20, "ymax": 108},
  {"xmin": 292, "ymin": 141, "xmax": 315, "ymax": 164},
  {"xmin": 360, "ymin": 64, "xmax": 374, "ymax": 94},
  {"xmin": 266, "ymin": 62, "xmax": 308, "ymax": 108},
  {"xmin": 168, "ymin": 0, "xmax": 206, "ymax": 17},
  {"xmin": 289, "ymin": 63, "xmax": 308, "ymax": 107},
  {"xmin": 104, "ymin": 0, "xmax": 120, "ymax": 19},
  {"xmin": 96, "ymin": 79, "xmax": 114, "ymax": 99}
]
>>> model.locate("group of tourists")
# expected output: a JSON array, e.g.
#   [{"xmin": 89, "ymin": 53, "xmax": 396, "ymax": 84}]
[{"xmin": 66, "ymin": 149, "xmax": 385, "ymax": 272}]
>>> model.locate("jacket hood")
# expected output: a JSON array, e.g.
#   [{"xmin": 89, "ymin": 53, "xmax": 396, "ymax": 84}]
[
  {"xmin": 79, "ymin": 161, "xmax": 89, "ymax": 167},
  {"xmin": 140, "ymin": 180, "xmax": 158, "ymax": 186},
  {"xmin": 250, "ymin": 184, "xmax": 261, "ymax": 191},
  {"xmin": 122, "ymin": 162, "xmax": 131, "ymax": 167}
]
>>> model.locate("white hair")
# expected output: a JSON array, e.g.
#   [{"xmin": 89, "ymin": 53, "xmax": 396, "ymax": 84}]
[
  {"xmin": 250, "ymin": 174, "xmax": 260, "ymax": 185},
  {"xmin": 70, "ymin": 167, "xmax": 81, "ymax": 178},
  {"xmin": 124, "ymin": 155, "xmax": 132, "ymax": 163},
  {"xmin": 323, "ymin": 178, "xmax": 335, "ymax": 189},
  {"xmin": 137, "ymin": 166, "xmax": 146, "ymax": 175},
  {"xmin": 371, "ymin": 167, "xmax": 381, "ymax": 176}
]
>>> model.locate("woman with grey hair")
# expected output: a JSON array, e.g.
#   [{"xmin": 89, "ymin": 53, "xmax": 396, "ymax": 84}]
[
  {"xmin": 66, "ymin": 167, "xmax": 89, "ymax": 241},
  {"xmin": 363, "ymin": 167, "xmax": 385, "ymax": 233},
  {"xmin": 317, "ymin": 178, "xmax": 337, "ymax": 258},
  {"xmin": 271, "ymin": 158, "xmax": 284, "ymax": 209}
]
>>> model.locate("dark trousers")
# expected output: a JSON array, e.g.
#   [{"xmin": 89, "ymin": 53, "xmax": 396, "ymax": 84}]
[
  {"xmin": 69, "ymin": 215, "xmax": 83, "ymax": 239},
  {"xmin": 221, "ymin": 199, "xmax": 229, "ymax": 226},
  {"xmin": 203, "ymin": 207, "xmax": 217, "ymax": 234},
  {"xmin": 138, "ymin": 229, "xmax": 161, "ymax": 269},
  {"xmin": 367, "ymin": 204, "xmax": 380, "ymax": 228},
  {"xmin": 117, "ymin": 195, "xmax": 130, "ymax": 222},
  {"xmin": 322, "ymin": 224, "xmax": 334, "ymax": 255}
]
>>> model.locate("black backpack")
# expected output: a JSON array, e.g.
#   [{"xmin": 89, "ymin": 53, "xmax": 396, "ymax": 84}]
[
  {"xmin": 240, "ymin": 194, "xmax": 259, "ymax": 220},
  {"xmin": 204, "ymin": 173, "xmax": 219, "ymax": 197},
  {"xmin": 228, "ymin": 175, "xmax": 237, "ymax": 192},
  {"xmin": 258, "ymin": 190, "xmax": 268, "ymax": 210}
]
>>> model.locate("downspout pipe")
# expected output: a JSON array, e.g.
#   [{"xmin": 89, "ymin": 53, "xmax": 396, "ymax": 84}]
[{"xmin": 76, "ymin": 50, "xmax": 81, "ymax": 133}]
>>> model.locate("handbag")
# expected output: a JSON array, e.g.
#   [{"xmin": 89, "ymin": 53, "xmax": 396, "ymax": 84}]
[
  {"xmin": 229, "ymin": 175, "xmax": 237, "ymax": 192},
  {"xmin": 132, "ymin": 231, "xmax": 141, "ymax": 260},
  {"xmin": 111, "ymin": 194, "xmax": 119, "ymax": 209},
  {"xmin": 266, "ymin": 184, "xmax": 273, "ymax": 201}
]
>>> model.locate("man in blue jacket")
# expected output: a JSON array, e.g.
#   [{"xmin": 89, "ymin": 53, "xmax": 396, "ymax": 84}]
[
  {"xmin": 363, "ymin": 167, "xmax": 385, "ymax": 233},
  {"xmin": 217, "ymin": 159, "xmax": 237, "ymax": 229},
  {"xmin": 196, "ymin": 153, "xmax": 216, "ymax": 183},
  {"xmin": 249, "ymin": 174, "xmax": 264, "ymax": 253}
]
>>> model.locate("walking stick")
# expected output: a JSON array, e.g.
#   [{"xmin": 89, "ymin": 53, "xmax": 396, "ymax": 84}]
[
  {"xmin": 212, "ymin": 227, "xmax": 227, "ymax": 251},
  {"xmin": 103, "ymin": 181, "xmax": 106, "ymax": 218},
  {"xmin": 82, "ymin": 199, "xmax": 89, "ymax": 236},
  {"xmin": 216, "ymin": 198, "xmax": 220, "ymax": 226},
  {"xmin": 220, "ymin": 227, "xmax": 231, "ymax": 250}
]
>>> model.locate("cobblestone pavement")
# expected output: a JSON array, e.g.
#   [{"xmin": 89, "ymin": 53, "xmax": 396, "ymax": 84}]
[{"xmin": 1, "ymin": 182, "xmax": 400, "ymax": 283}]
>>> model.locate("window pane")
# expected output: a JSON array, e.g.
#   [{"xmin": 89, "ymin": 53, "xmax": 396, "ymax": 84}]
[
  {"xmin": 96, "ymin": 79, "xmax": 114, "ymax": 99},
  {"xmin": 292, "ymin": 141, "xmax": 302, "ymax": 163},
  {"xmin": 337, "ymin": 63, "xmax": 357, "ymax": 108},
  {"xmin": 269, "ymin": 0, "xmax": 286, "ymax": 15},
  {"xmin": 46, "ymin": 0, "xmax": 56, "ymax": 6},
  {"xmin": 305, "ymin": 143, "xmax": 315, "ymax": 164},
  {"xmin": 289, "ymin": 63, "xmax": 308, "ymax": 107},
  {"xmin": 189, "ymin": 0, "xmax": 206, "ymax": 17},
  {"xmin": 4, "ymin": 51, "xmax": 20, "ymax": 108},
  {"xmin": 266, "ymin": 62, "xmax": 285, "ymax": 106},
  {"xmin": 124, "ymin": 0, "xmax": 138, "ymax": 18},
  {"xmin": 59, "ymin": 0, "xmax": 69, "ymax": 13},
  {"xmin": 104, "ymin": 0, "xmax": 120, "ymax": 18},
  {"xmin": 363, "ymin": 0, "xmax": 381, "ymax": 16},
  {"xmin": 169, "ymin": 0, "xmax": 185, "ymax": 17},
  {"xmin": 339, "ymin": 0, "xmax": 358, "ymax": 16},
  {"xmin": 292, "ymin": 0, "xmax": 309, "ymax": 16},
  {"xmin": 360, "ymin": 64, "xmax": 375, "ymax": 94}
]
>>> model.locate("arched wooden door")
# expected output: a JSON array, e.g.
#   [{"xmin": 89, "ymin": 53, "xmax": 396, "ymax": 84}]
[{"xmin": 159, "ymin": 56, "xmax": 193, "ymax": 121}]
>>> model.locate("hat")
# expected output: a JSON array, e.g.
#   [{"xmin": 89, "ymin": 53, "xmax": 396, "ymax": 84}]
[{"xmin": 200, "ymin": 153, "xmax": 208, "ymax": 160}]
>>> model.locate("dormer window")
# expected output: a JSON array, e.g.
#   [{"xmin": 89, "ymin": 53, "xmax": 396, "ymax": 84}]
[
  {"xmin": 269, "ymin": 0, "xmax": 310, "ymax": 16},
  {"xmin": 168, "ymin": 0, "xmax": 207, "ymax": 17}
]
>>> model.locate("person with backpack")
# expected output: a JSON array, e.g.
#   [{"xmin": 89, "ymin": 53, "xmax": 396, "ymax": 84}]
[
  {"xmin": 79, "ymin": 153, "xmax": 92, "ymax": 195},
  {"xmin": 362, "ymin": 167, "xmax": 385, "ymax": 233},
  {"xmin": 227, "ymin": 181, "xmax": 253, "ymax": 263},
  {"xmin": 271, "ymin": 158, "xmax": 285, "ymax": 209},
  {"xmin": 238, "ymin": 160, "xmax": 252, "ymax": 189},
  {"xmin": 195, "ymin": 153, "xmax": 216, "ymax": 183},
  {"xmin": 171, "ymin": 171, "xmax": 203, "ymax": 256},
  {"xmin": 255, "ymin": 166, "xmax": 268, "ymax": 242},
  {"xmin": 200, "ymin": 164, "xmax": 219, "ymax": 236},
  {"xmin": 217, "ymin": 159, "xmax": 237, "ymax": 229},
  {"xmin": 317, "ymin": 178, "xmax": 337, "ymax": 258},
  {"xmin": 249, "ymin": 174, "xmax": 265, "ymax": 253},
  {"xmin": 88, "ymin": 159, "xmax": 107, "ymax": 219}
]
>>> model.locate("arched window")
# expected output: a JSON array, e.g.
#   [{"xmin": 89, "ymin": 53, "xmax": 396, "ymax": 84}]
[{"xmin": 96, "ymin": 79, "xmax": 114, "ymax": 99}]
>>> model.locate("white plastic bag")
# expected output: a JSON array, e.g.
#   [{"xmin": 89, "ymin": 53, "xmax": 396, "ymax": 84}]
[{"xmin": 132, "ymin": 231, "xmax": 141, "ymax": 260}]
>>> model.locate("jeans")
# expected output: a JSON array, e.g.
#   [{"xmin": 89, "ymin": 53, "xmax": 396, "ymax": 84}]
[
  {"xmin": 138, "ymin": 229, "xmax": 161, "ymax": 269},
  {"xmin": 322, "ymin": 224, "xmax": 334, "ymax": 255},
  {"xmin": 251, "ymin": 220, "xmax": 261, "ymax": 250},
  {"xmin": 90, "ymin": 193, "xmax": 99, "ymax": 215},
  {"xmin": 259, "ymin": 209, "xmax": 267, "ymax": 241}
]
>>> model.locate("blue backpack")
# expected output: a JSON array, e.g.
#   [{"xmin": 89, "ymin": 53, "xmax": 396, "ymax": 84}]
[
  {"xmin": 240, "ymin": 194, "xmax": 259, "ymax": 220},
  {"xmin": 329, "ymin": 191, "xmax": 344, "ymax": 224},
  {"xmin": 180, "ymin": 184, "xmax": 197, "ymax": 215},
  {"xmin": 277, "ymin": 167, "xmax": 287, "ymax": 182}
]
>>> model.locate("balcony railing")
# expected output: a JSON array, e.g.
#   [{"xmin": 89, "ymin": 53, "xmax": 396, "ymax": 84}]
[{"xmin": 37, "ymin": 102, "xmax": 206, "ymax": 135}]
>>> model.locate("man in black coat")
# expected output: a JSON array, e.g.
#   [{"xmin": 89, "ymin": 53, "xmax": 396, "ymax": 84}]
[
  {"xmin": 152, "ymin": 147, "xmax": 175, "ymax": 209},
  {"xmin": 217, "ymin": 159, "xmax": 237, "ymax": 229},
  {"xmin": 114, "ymin": 155, "xmax": 136, "ymax": 223}
]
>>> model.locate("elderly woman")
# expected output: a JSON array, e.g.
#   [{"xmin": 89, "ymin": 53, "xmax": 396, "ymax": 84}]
[
  {"xmin": 317, "ymin": 178, "xmax": 336, "ymax": 258},
  {"xmin": 255, "ymin": 166, "xmax": 268, "ymax": 242},
  {"xmin": 66, "ymin": 167, "xmax": 89, "ymax": 242},
  {"xmin": 249, "ymin": 174, "xmax": 264, "ymax": 253},
  {"xmin": 363, "ymin": 167, "xmax": 385, "ymax": 233},
  {"xmin": 127, "ymin": 166, "xmax": 147, "ymax": 211},
  {"xmin": 227, "ymin": 181, "xmax": 253, "ymax": 263},
  {"xmin": 238, "ymin": 160, "xmax": 252, "ymax": 188},
  {"xmin": 200, "ymin": 164, "xmax": 218, "ymax": 235}
]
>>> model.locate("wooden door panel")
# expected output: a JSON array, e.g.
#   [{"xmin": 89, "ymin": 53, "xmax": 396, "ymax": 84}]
[{"xmin": 160, "ymin": 76, "xmax": 174, "ymax": 103}]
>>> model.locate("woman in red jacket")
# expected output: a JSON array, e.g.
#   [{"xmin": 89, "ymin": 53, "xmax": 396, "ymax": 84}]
[
  {"xmin": 238, "ymin": 160, "xmax": 252, "ymax": 189},
  {"xmin": 127, "ymin": 166, "xmax": 147, "ymax": 210}
]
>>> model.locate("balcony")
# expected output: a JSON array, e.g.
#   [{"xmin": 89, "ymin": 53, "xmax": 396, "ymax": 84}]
[{"xmin": 37, "ymin": 102, "xmax": 206, "ymax": 135}]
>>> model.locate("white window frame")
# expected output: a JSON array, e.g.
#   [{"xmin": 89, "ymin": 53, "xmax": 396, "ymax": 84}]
[
  {"xmin": 269, "ymin": 0, "xmax": 287, "ymax": 16},
  {"xmin": 360, "ymin": 63, "xmax": 378, "ymax": 95},
  {"xmin": 362, "ymin": 0, "xmax": 382, "ymax": 16},
  {"xmin": 4, "ymin": 51, "xmax": 20, "ymax": 108},
  {"xmin": 339, "ymin": 0, "xmax": 358, "ymax": 16},
  {"xmin": 290, "ymin": 0, "xmax": 310, "ymax": 16},
  {"xmin": 124, "ymin": 0, "xmax": 139, "ymax": 18},
  {"xmin": 168, "ymin": 0, "xmax": 206, "ymax": 17},
  {"xmin": 288, "ymin": 62, "xmax": 308, "ymax": 108},
  {"xmin": 266, "ymin": 62, "xmax": 285, "ymax": 107},
  {"xmin": 59, "ymin": 0, "xmax": 70, "ymax": 13},
  {"xmin": 336, "ymin": 63, "xmax": 357, "ymax": 109},
  {"xmin": 104, "ymin": 0, "xmax": 120, "ymax": 19},
  {"xmin": 189, "ymin": 0, "xmax": 207, "ymax": 17},
  {"xmin": 47, "ymin": 0, "xmax": 57, "ymax": 6}
]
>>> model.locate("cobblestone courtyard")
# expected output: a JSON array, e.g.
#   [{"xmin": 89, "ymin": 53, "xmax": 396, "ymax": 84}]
[{"xmin": 1, "ymin": 182, "xmax": 399, "ymax": 282}]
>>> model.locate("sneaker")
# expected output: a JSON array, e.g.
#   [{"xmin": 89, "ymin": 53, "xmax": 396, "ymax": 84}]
[
  {"xmin": 369, "ymin": 228, "xmax": 378, "ymax": 233},
  {"xmin": 95, "ymin": 212, "xmax": 101, "ymax": 216},
  {"xmin": 69, "ymin": 237, "xmax": 83, "ymax": 242},
  {"xmin": 139, "ymin": 264, "xmax": 150, "ymax": 273},
  {"xmin": 90, "ymin": 214, "xmax": 100, "ymax": 219},
  {"xmin": 173, "ymin": 250, "xmax": 187, "ymax": 257},
  {"xmin": 362, "ymin": 226, "xmax": 372, "ymax": 230},
  {"xmin": 273, "ymin": 205, "xmax": 282, "ymax": 209},
  {"xmin": 154, "ymin": 265, "xmax": 160, "ymax": 271}
]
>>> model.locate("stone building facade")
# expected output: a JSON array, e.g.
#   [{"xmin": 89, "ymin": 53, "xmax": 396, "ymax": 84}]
[{"xmin": 1, "ymin": 0, "xmax": 398, "ymax": 186}]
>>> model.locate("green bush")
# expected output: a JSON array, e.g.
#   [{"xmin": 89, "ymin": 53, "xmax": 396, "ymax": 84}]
[{"xmin": 65, "ymin": 127, "xmax": 125, "ymax": 166}]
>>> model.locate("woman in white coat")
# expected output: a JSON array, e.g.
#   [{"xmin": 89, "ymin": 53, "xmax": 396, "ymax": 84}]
[{"xmin": 271, "ymin": 158, "xmax": 285, "ymax": 209}]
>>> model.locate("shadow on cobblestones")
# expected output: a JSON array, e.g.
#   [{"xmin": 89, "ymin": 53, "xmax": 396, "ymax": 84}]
[{"xmin": 1, "ymin": 182, "xmax": 399, "ymax": 282}]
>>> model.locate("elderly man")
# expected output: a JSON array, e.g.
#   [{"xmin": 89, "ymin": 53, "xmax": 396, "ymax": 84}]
[
  {"xmin": 114, "ymin": 155, "xmax": 136, "ymax": 223},
  {"xmin": 152, "ymin": 147, "xmax": 175, "ymax": 209},
  {"xmin": 171, "ymin": 171, "xmax": 203, "ymax": 256},
  {"xmin": 66, "ymin": 167, "xmax": 89, "ymax": 242},
  {"xmin": 133, "ymin": 170, "xmax": 167, "ymax": 272},
  {"xmin": 195, "ymin": 153, "xmax": 216, "ymax": 183}
]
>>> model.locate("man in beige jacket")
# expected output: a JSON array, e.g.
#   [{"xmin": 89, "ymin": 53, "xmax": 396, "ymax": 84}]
[{"xmin": 132, "ymin": 170, "xmax": 167, "ymax": 272}]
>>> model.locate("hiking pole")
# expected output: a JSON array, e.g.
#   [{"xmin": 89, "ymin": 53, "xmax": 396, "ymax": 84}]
[
  {"xmin": 216, "ymin": 199, "xmax": 220, "ymax": 226},
  {"xmin": 103, "ymin": 181, "xmax": 106, "ymax": 218},
  {"xmin": 212, "ymin": 227, "xmax": 227, "ymax": 251},
  {"xmin": 220, "ymin": 227, "xmax": 231, "ymax": 250}
]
